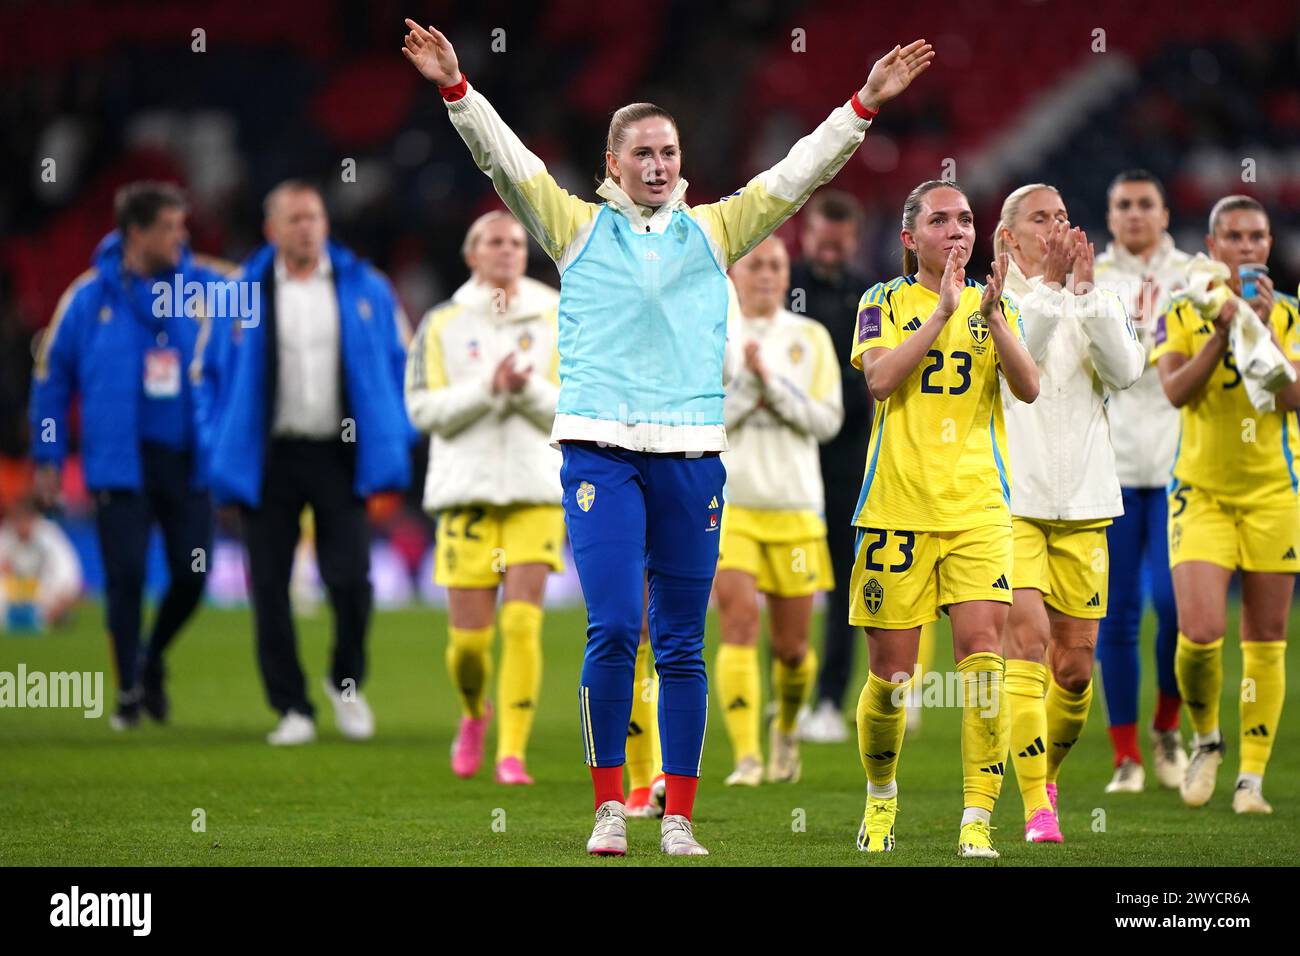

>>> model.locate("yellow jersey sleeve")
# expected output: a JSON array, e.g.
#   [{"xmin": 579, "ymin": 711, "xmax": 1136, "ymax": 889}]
[
  {"xmin": 1150, "ymin": 298, "xmax": 1195, "ymax": 362},
  {"xmin": 1275, "ymin": 293, "xmax": 1300, "ymax": 363},
  {"xmin": 850, "ymin": 281, "xmax": 902, "ymax": 370}
]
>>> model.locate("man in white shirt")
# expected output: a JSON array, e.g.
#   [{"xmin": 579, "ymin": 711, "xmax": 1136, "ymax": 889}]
[{"xmin": 213, "ymin": 181, "xmax": 412, "ymax": 745}]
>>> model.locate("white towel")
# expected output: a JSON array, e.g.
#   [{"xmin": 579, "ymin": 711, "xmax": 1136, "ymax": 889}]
[{"xmin": 1183, "ymin": 254, "xmax": 1294, "ymax": 411}]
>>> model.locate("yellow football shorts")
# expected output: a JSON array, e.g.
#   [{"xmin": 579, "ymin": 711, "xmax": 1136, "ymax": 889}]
[
  {"xmin": 848, "ymin": 522, "xmax": 1013, "ymax": 630},
  {"xmin": 434, "ymin": 503, "xmax": 566, "ymax": 589},
  {"xmin": 1011, "ymin": 516, "xmax": 1110, "ymax": 619},
  {"xmin": 717, "ymin": 506, "xmax": 833, "ymax": 597},
  {"xmin": 1168, "ymin": 483, "xmax": 1300, "ymax": 574}
]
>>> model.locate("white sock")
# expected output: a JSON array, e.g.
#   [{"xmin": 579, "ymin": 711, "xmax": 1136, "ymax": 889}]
[
  {"xmin": 1194, "ymin": 728, "xmax": 1223, "ymax": 749},
  {"xmin": 961, "ymin": 806, "xmax": 992, "ymax": 827},
  {"xmin": 867, "ymin": 780, "xmax": 898, "ymax": 799},
  {"xmin": 1235, "ymin": 772, "xmax": 1263, "ymax": 792}
]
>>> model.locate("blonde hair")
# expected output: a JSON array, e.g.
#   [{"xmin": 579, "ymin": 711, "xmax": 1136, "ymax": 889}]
[
  {"xmin": 900, "ymin": 180, "xmax": 967, "ymax": 274},
  {"xmin": 461, "ymin": 210, "xmax": 522, "ymax": 260},
  {"xmin": 993, "ymin": 183, "xmax": 1060, "ymax": 260},
  {"xmin": 603, "ymin": 102, "xmax": 678, "ymax": 184}
]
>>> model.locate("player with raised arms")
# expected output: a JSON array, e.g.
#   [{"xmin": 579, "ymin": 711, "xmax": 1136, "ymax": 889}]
[
  {"xmin": 401, "ymin": 18, "xmax": 933, "ymax": 856},
  {"xmin": 992, "ymin": 184, "xmax": 1144, "ymax": 842},
  {"xmin": 849, "ymin": 181, "xmax": 1040, "ymax": 859}
]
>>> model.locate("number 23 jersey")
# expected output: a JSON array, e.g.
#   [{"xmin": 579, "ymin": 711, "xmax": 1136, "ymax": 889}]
[{"xmin": 849, "ymin": 275, "xmax": 1024, "ymax": 531}]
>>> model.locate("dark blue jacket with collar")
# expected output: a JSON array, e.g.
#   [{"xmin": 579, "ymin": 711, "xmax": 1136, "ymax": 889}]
[{"xmin": 203, "ymin": 240, "xmax": 413, "ymax": 507}]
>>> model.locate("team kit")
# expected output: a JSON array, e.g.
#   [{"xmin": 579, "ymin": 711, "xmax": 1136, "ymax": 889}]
[
  {"xmin": 390, "ymin": 23, "xmax": 1300, "ymax": 860},
  {"xmin": 31, "ymin": 25, "xmax": 1294, "ymax": 865}
]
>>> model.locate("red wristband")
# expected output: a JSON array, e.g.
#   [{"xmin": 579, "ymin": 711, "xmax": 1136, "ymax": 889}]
[
  {"xmin": 438, "ymin": 73, "xmax": 469, "ymax": 102},
  {"xmin": 850, "ymin": 91, "xmax": 879, "ymax": 121}
]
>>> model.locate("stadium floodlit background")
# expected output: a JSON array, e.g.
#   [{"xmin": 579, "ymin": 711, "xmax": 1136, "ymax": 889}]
[{"xmin": 2, "ymin": 0, "xmax": 1300, "ymax": 868}]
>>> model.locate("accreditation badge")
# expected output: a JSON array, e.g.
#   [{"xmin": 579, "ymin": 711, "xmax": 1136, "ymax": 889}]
[{"xmin": 143, "ymin": 347, "xmax": 182, "ymax": 398}]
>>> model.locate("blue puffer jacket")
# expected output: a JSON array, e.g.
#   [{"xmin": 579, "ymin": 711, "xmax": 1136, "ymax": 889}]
[
  {"xmin": 203, "ymin": 240, "xmax": 413, "ymax": 507},
  {"xmin": 29, "ymin": 232, "xmax": 228, "ymax": 491}
]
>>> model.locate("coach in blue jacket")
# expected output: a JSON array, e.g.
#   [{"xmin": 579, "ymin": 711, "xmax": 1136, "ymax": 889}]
[
  {"xmin": 30, "ymin": 182, "xmax": 227, "ymax": 729},
  {"xmin": 206, "ymin": 180, "xmax": 411, "ymax": 746}
]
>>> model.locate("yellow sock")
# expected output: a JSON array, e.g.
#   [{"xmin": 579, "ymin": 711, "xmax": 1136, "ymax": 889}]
[
  {"xmin": 717, "ymin": 643, "xmax": 761, "ymax": 762},
  {"xmin": 772, "ymin": 648, "xmax": 817, "ymax": 736},
  {"xmin": 496, "ymin": 601, "xmax": 542, "ymax": 761},
  {"xmin": 627, "ymin": 640, "xmax": 660, "ymax": 790},
  {"xmin": 447, "ymin": 624, "xmax": 494, "ymax": 720},
  {"xmin": 957, "ymin": 652, "xmax": 1010, "ymax": 813},
  {"xmin": 1044, "ymin": 676, "xmax": 1092, "ymax": 784},
  {"xmin": 1176, "ymin": 632, "xmax": 1223, "ymax": 739},
  {"xmin": 1005, "ymin": 659, "xmax": 1051, "ymax": 819},
  {"xmin": 1240, "ymin": 641, "xmax": 1286, "ymax": 776},
  {"xmin": 856, "ymin": 671, "xmax": 908, "ymax": 788}
]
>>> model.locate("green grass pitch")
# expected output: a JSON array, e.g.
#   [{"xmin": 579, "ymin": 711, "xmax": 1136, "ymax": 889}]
[{"xmin": 1, "ymin": 600, "xmax": 1296, "ymax": 866}]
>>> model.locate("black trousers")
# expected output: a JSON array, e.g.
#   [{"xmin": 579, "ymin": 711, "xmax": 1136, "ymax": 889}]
[
  {"xmin": 95, "ymin": 443, "xmax": 212, "ymax": 696},
  {"xmin": 816, "ymin": 451, "xmax": 867, "ymax": 711},
  {"xmin": 241, "ymin": 438, "xmax": 372, "ymax": 718}
]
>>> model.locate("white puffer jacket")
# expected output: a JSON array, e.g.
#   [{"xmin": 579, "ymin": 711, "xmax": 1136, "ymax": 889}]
[
  {"xmin": 1001, "ymin": 258, "xmax": 1145, "ymax": 521},
  {"xmin": 405, "ymin": 276, "xmax": 562, "ymax": 512},
  {"xmin": 1093, "ymin": 234, "xmax": 1193, "ymax": 487}
]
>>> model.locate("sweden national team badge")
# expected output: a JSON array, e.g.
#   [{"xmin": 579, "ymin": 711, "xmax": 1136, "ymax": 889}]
[
  {"xmin": 788, "ymin": 342, "xmax": 803, "ymax": 365},
  {"xmin": 706, "ymin": 494, "xmax": 721, "ymax": 532},
  {"xmin": 517, "ymin": 331, "xmax": 533, "ymax": 352},
  {"xmin": 863, "ymin": 577, "xmax": 884, "ymax": 614},
  {"xmin": 576, "ymin": 481, "xmax": 596, "ymax": 513},
  {"xmin": 967, "ymin": 311, "xmax": 989, "ymax": 347},
  {"xmin": 358, "ymin": 298, "xmax": 372, "ymax": 320}
]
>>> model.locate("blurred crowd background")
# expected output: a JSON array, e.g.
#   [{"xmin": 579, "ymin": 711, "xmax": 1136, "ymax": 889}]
[{"xmin": 2, "ymin": 0, "xmax": 1299, "ymax": 608}]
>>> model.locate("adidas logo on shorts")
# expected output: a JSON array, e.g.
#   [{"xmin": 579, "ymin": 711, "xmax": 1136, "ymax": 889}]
[
  {"xmin": 1284, "ymin": 547, "xmax": 1296, "ymax": 560},
  {"xmin": 1086, "ymin": 592, "xmax": 1101, "ymax": 607},
  {"xmin": 991, "ymin": 575, "xmax": 1010, "ymax": 590}
]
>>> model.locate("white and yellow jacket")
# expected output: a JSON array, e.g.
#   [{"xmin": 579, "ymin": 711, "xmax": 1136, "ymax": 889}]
[
  {"xmin": 723, "ymin": 307, "xmax": 843, "ymax": 518},
  {"xmin": 443, "ymin": 83, "xmax": 871, "ymax": 452},
  {"xmin": 405, "ymin": 276, "xmax": 562, "ymax": 513},
  {"xmin": 1001, "ymin": 258, "xmax": 1144, "ymax": 521},
  {"xmin": 1093, "ymin": 234, "xmax": 1193, "ymax": 487}
]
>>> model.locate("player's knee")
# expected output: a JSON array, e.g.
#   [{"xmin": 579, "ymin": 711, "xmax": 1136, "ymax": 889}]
[
  {"xmin": 1179, "ymin": 617, "xmax": 1226, "ymax": 644},
  {"xmin": 1053, "ymin": 660, "xmax": 1092, "ymax": 694}
]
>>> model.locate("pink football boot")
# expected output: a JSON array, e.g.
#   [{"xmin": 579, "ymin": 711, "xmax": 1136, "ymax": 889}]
[{"xmin": 451, "ymin": 701, "xmax": 493, "ymax": 779}]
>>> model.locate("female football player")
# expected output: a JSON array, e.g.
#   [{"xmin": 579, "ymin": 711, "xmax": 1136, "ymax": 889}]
[
  {"xmin": 715, "ymin": 236, "xmax": 842, "ymax": 788},
  {"xmin": 1153, "ymin": 195, "xmax": 1300, "ymax": 814},
  {"xmin": 402, "ymin": 18, "xmax": 933, "ymax": 856},
  {"xmin": 993, "ymin": 184, "xmax": 1144, "ymax": 842},
  {"xmin": 850, "ymin": 180, "xmax": 1039, "ymax": 859},
  {"xmin": 406, "ymin": 211, "xmax": 563, "ymax": 786},
  {"xmin": 1093, "ymin": 171, "xmax": 1194, "ymax": 793}
]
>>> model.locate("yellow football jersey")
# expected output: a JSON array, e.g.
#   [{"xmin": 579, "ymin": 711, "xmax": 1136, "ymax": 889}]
[
  {"xmin": 1151, "ymin": 292, "xmax": 1300, "ymax": 506},
  {"xmin": 849, "ymin": 275, "xmax": 1024, "ymax": 531}
]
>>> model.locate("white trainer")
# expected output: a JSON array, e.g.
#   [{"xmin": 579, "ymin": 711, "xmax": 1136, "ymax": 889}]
[
  {"xmin": 322, "ymin": 678, "xmax": 375, "ymax": 741},
  {"xmin": 800, "ymin": 700, "xmax": 848, "ymax": 744},
  {"xmin": 1181, "ymin": 739, "xmax": 1225, "ymax": 808},
  {"xmin": 1232, "ymin": 780, "xmax": 1273, "ymax": 815},
  {"xmin": 725, "ymin": 755, "xmax": 763, "ymax": 787},
  {"xmin": 267, "ymin": 710, "xmax": 316, "ymax": 746},
  {"xmin": 766, "ymin": 723, "xmax": 801, "ymax": 783},
  {"xmin": 586, "ymin": 800, "xmax": 628, "ymax": 857},
  {"xmin": 661, "ymin": 814, "xmax": 708, "ymax": 856},
  {"xmin": 1104, "ymin": 757, "xmax": 1146, "ymax": 794},
  {"xmin": 1150, "ymin": 727, "xmax": 1188, "ymax": 789}
]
